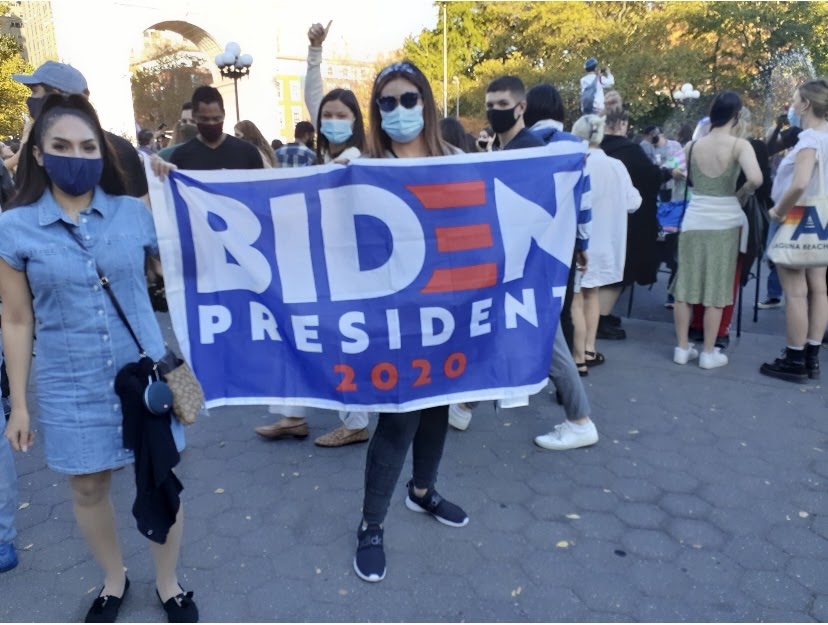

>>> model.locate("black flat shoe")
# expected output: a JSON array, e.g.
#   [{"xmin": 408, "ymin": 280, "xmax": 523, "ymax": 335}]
[
  {"xmin": 157, "ymin": 588, "xmax": 199, "ymax": 623},
  {"xmin": 575, "ymin": 362, "xmax": 588, "ymax": 377},
  {"xmin": 85, "ymin": 578, "xmax": 130, "ymax": 623}
]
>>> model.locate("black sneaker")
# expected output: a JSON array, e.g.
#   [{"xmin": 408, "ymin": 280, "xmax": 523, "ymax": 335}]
[
  {"xmin": 405, "ymin": 480, "xmax": 469, "ymax": 527},
  {"xmin": 715, "ymin": 334, "xmax": 730, "ymax": 350},
  {"xmin": 688, "ymin": 328, "xmax": 704, "ymax": 343},
  {"xmin": 597, "ymin": 325, "xmax": 626, "ymax": 340},
  {"xmin": 759, "ymin": 348, "xmax": 808, "ymax": 383},
  {"xmin": 805, "ymin": 343, "xmax": 821, "ymax": 380},
  {"xmin": 604, "ymin": 314, "xmax": 622, "ymax": 327},
  {"xmin": 354, "ymin": 523, "xmax": 386, "ymax": 583}
]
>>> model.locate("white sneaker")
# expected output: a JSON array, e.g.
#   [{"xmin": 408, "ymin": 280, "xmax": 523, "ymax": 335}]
[
  {"xmin": 699, "ymin": 348, "xmax": 728, "ymax": 369},
  {"xmin": 534, "ymin": 420, "xmax": 599, "ymax": 451},
  {"xmin": 448, "ymin": 403, "xmax": 473, "ymax": 431},
  {"xmin": 673, "ymin": 344, "xmax": 699, "ymax": 365}
]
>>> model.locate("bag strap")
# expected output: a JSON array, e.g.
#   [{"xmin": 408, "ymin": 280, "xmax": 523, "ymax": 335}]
[
  {"xmin": 686, "ymin": 141, "xmax": 695, "ymax": 191},
  {"xmin": 59, "ymin": 221, "xmax": 147, "ymax": 357},
  {"xmin": 96, "ymin": 268, "xmax": 147, "ymax": 357},
  {"xmin": 816, "ymin": 142, "xmax": 826, "ymax": 198}
]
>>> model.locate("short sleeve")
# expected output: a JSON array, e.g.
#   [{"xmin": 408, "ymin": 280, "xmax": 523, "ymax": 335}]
[
  {"xmin": 793, "ymin": 129, "xmax": 822, "ymax": 154},
  {"xmin": 135, "ymin": 201, "xmax": 160, "ymax": 257},
  {"xmin": 0, "ymin": 213, "xmax": 25, "ymax": 271}
]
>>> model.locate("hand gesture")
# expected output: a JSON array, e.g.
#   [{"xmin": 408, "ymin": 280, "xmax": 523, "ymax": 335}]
[
  {"xmin": 6, "ymin": 407, "xmax": 35, "ymax": 452},
  {"xmin": 308, "ymin": 20, "xmax": 332, "ymax": 47}
]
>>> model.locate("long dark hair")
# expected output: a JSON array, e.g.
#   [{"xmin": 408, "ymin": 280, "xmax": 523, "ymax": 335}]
[
  {"xmin": 315, "ymin": 88, "xmax": 366, "ymax": 161},
  {"xmin": 8, "ymin": 94, "xmax": 126, "ymax": 209},
  {"xmin": 525, "ymin": 83, "xmax": 565, "ymax": 128},
  {"xmin": 438, "ymin": 117, "xmax": 469, "ymax": 153},
  {"xmin": 367, "ymin": 60, "xmax": 453, "ymax": 157},
  {"xmin": 709, "ymin": 91, "xmax": 742, "ymax": 129}
]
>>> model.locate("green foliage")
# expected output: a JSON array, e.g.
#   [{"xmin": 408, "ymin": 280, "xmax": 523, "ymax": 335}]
[
  {"xmin": 404, "ymin": 1, "xmax": 828, "ymax": 131},
  {"xmin": 130, "ymin": 45, "xmax": 212, "ymax": 130},
  {"xmin": 0, "ymin": 33, "xmax": 32, "ymax": 137}
]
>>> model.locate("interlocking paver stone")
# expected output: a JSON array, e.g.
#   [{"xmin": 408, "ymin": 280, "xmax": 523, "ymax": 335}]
[{"xmin": 2, "ymin": 308, "xmax": 827, "ymax": 622}]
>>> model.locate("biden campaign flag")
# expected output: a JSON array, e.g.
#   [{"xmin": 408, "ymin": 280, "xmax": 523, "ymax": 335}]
[{"xmin": 147, "ymin": 144, "xmax": 587, "ymax": 412}]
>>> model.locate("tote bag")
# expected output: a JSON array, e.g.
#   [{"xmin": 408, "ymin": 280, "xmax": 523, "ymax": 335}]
[{"xmin": 767, "ymin": 145, "xmax": 828, "ymax": 268}]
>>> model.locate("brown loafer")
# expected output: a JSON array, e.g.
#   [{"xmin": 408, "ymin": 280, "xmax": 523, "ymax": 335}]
[
  {"xmin": 314, "ymin": 425, "xmax": 370, "ymax": 447},
  {"xmin": 254, "ymin": 421, "xmax": 309, "ymax": 440}
]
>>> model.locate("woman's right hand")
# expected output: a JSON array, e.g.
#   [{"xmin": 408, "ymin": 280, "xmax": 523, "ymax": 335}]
[
  {"xmin": 308, "ymin": 20, "xmax": 332, "ymax": 47},
  {"xmin": 5, "ymin": 407, "xmax": 35, "ymax": 452}
]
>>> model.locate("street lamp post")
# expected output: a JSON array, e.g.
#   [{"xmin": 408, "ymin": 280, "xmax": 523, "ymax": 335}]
[
  {"xmin": 214, "ymin": 42, "xmax": 253, "ymax": 122},
  {"xmin": 452, "ymin": 75, "xmax": 460, "ymax": 117},
  {"xmin": 673, "ymin": 82, "xmax": 700, "ymax": 105},
  {"xmin": 442, "ymin": 2, "xmax": 448, "ymax": 118}
]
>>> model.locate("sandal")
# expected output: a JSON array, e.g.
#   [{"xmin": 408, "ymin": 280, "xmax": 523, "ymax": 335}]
[
  {"xmin": 576, "ymin": 362, "xmax": 589, "ymax": 377},
  {"xmin": 585, "ymin": 351, "xmax": 605, "ymax": 367}
]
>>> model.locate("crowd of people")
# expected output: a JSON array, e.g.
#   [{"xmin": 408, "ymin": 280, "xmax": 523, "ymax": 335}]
[{"xmin": 0, "ymin": 22, "xmax": 826, "ymax": 623}]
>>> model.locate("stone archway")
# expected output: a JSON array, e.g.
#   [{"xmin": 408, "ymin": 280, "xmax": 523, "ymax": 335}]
[{"xmin": 139, "ymin": 20, "xmax": 239, "ymax": 124}]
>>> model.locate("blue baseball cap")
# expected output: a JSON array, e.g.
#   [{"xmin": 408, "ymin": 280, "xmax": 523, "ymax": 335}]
[
  {"xmin": 12, "ymin": 60, "xmax": 88, "ymax": 94},
  {"xmin": 584, "ymin": 57, "xmax": 598, "ymax": 71}
]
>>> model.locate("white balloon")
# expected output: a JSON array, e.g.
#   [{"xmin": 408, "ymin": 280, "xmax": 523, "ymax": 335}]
[
  {"xmin": 214, "ymin": 54, "xmax": 225, "ymax": 67},
  {"xmin": 238, "ymin": 53, "xmax": 253, "ymax": 68},
  {"xmin": 673, "ymin": 91, "xmax": 683, "ymax": 100},
  {"xmin": 225, "ymin": 41, "xmax": 241, "ymax": 57},
  {"xmin": 221, "ymin": 51, "xmax": 236, "ymax": 66},
  {"xmin": 691, "ymin": 90, "xmax": 700, "ymax": 99},
  {"xmin": 682, "ymin": 83, "xmax": 693, "ymax": 93}
]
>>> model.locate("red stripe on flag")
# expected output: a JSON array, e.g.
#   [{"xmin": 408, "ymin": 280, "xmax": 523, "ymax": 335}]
[
  {"xmin": 421, "ymin": 263, "xmax": 498, "ymax": 293},
  {"xmin": 407, "ymin": 181, "xmax": 486, "ymax": 209},
  {"xmin": 435, "ymin": 224, "xmax": 494, "ymax": 252},
  {"xmin": 785, "ymin": 206, "xmax": 805, "ymax": 224}
]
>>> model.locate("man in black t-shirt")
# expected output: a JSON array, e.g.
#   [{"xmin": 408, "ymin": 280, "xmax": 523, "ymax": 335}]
[{"xmin": 170, "ymin": 86, "xmax": 263, "ymax": 171}]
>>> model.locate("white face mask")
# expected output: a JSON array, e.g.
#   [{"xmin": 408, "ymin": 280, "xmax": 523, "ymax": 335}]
[{"xmin": 380, "ymin": 105, "xmax": 424, "ymax": 143}]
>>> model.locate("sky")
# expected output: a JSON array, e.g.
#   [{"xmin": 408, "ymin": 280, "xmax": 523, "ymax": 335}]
[{"xmin": 261, "ymin": 0, "xmax": 440, "ymax": 60}]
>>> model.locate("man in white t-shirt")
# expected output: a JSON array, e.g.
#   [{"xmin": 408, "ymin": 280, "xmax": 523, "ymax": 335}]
[{"xmin": 580, "ymin": 58, "xmax": 615, "ymax": 114}]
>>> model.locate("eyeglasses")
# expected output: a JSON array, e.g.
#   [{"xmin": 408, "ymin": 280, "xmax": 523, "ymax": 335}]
[{"xmin": 377, "ymin": 92, "xmax": 421, "ymax": 113}]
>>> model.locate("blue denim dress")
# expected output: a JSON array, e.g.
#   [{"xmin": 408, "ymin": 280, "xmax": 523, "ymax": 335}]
[{"xmin": 0, "ymin": 188, "xmax": 184, "ymax": 475}]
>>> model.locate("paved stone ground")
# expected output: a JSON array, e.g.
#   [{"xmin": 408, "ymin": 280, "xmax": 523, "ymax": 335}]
[{"xmin": 2, "ymin": 267, "xmax": 827, "ymax": 622}]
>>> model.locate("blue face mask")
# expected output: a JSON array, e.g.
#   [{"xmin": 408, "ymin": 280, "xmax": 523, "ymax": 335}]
[
  {"xmin": 787, "ymin": 105, "xmax": 801, "ymax": 128},
  {"xmin": 320, "ymin": 119, "xmax": 354, "ymax": 145},
  {"xmin": 380, "ymin": 105, "xmax": 424, "ymax": 144},
  {"xmin": 42, "ymin": 153, "xmax": 103, "ymax": 196}
]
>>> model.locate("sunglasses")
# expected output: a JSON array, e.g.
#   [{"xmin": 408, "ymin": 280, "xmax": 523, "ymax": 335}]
[{"xmin": 377, "ymin": 92, "xmax": 421, "ymax": 113}]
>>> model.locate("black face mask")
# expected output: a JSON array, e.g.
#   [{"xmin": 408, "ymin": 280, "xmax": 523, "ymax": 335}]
[
  {"xmin": 486, "ymin": 106, "xmax": 520, "ymax": 135},
  {"xmin": 27, "ymin": 95, "xmax": 44, "ymax": 119},
  {"xmin": 651, "ymin": 135, "xmax": 660, "ymax": 145},
  {"xmin": 477, "ymin": 139, "xmax": 489, "ymax": 150}
]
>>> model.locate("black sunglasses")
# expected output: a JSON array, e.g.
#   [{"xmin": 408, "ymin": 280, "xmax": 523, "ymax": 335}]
[{"xmin": 377, "ymin": 92, "xmax": 421, "ymax": 113}]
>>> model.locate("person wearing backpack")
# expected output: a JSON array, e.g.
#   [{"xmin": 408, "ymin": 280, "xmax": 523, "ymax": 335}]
[{"xmin": 580, "ymin": 58, "xmax": 614, "ymax": 114}]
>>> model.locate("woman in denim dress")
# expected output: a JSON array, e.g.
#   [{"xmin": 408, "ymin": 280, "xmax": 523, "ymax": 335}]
[{"xmin": 0, "ymin": 95, "xmax": 197, "ymax": 622}]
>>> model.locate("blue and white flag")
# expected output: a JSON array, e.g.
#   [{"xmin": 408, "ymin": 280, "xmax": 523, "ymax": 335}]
[{"xmin": 148, "ymin": 144, "xmax": 587, "ymax": 412}]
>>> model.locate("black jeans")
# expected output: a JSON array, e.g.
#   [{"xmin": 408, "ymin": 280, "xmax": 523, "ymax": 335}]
[{"xmin": 361, "ymin": 405, "xmax": 449, "ymax": 526}]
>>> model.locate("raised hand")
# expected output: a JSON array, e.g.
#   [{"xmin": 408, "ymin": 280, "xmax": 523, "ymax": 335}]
[{"xmin": 308, "ymin": 20, "xmax": 332, "ymax": 47}]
